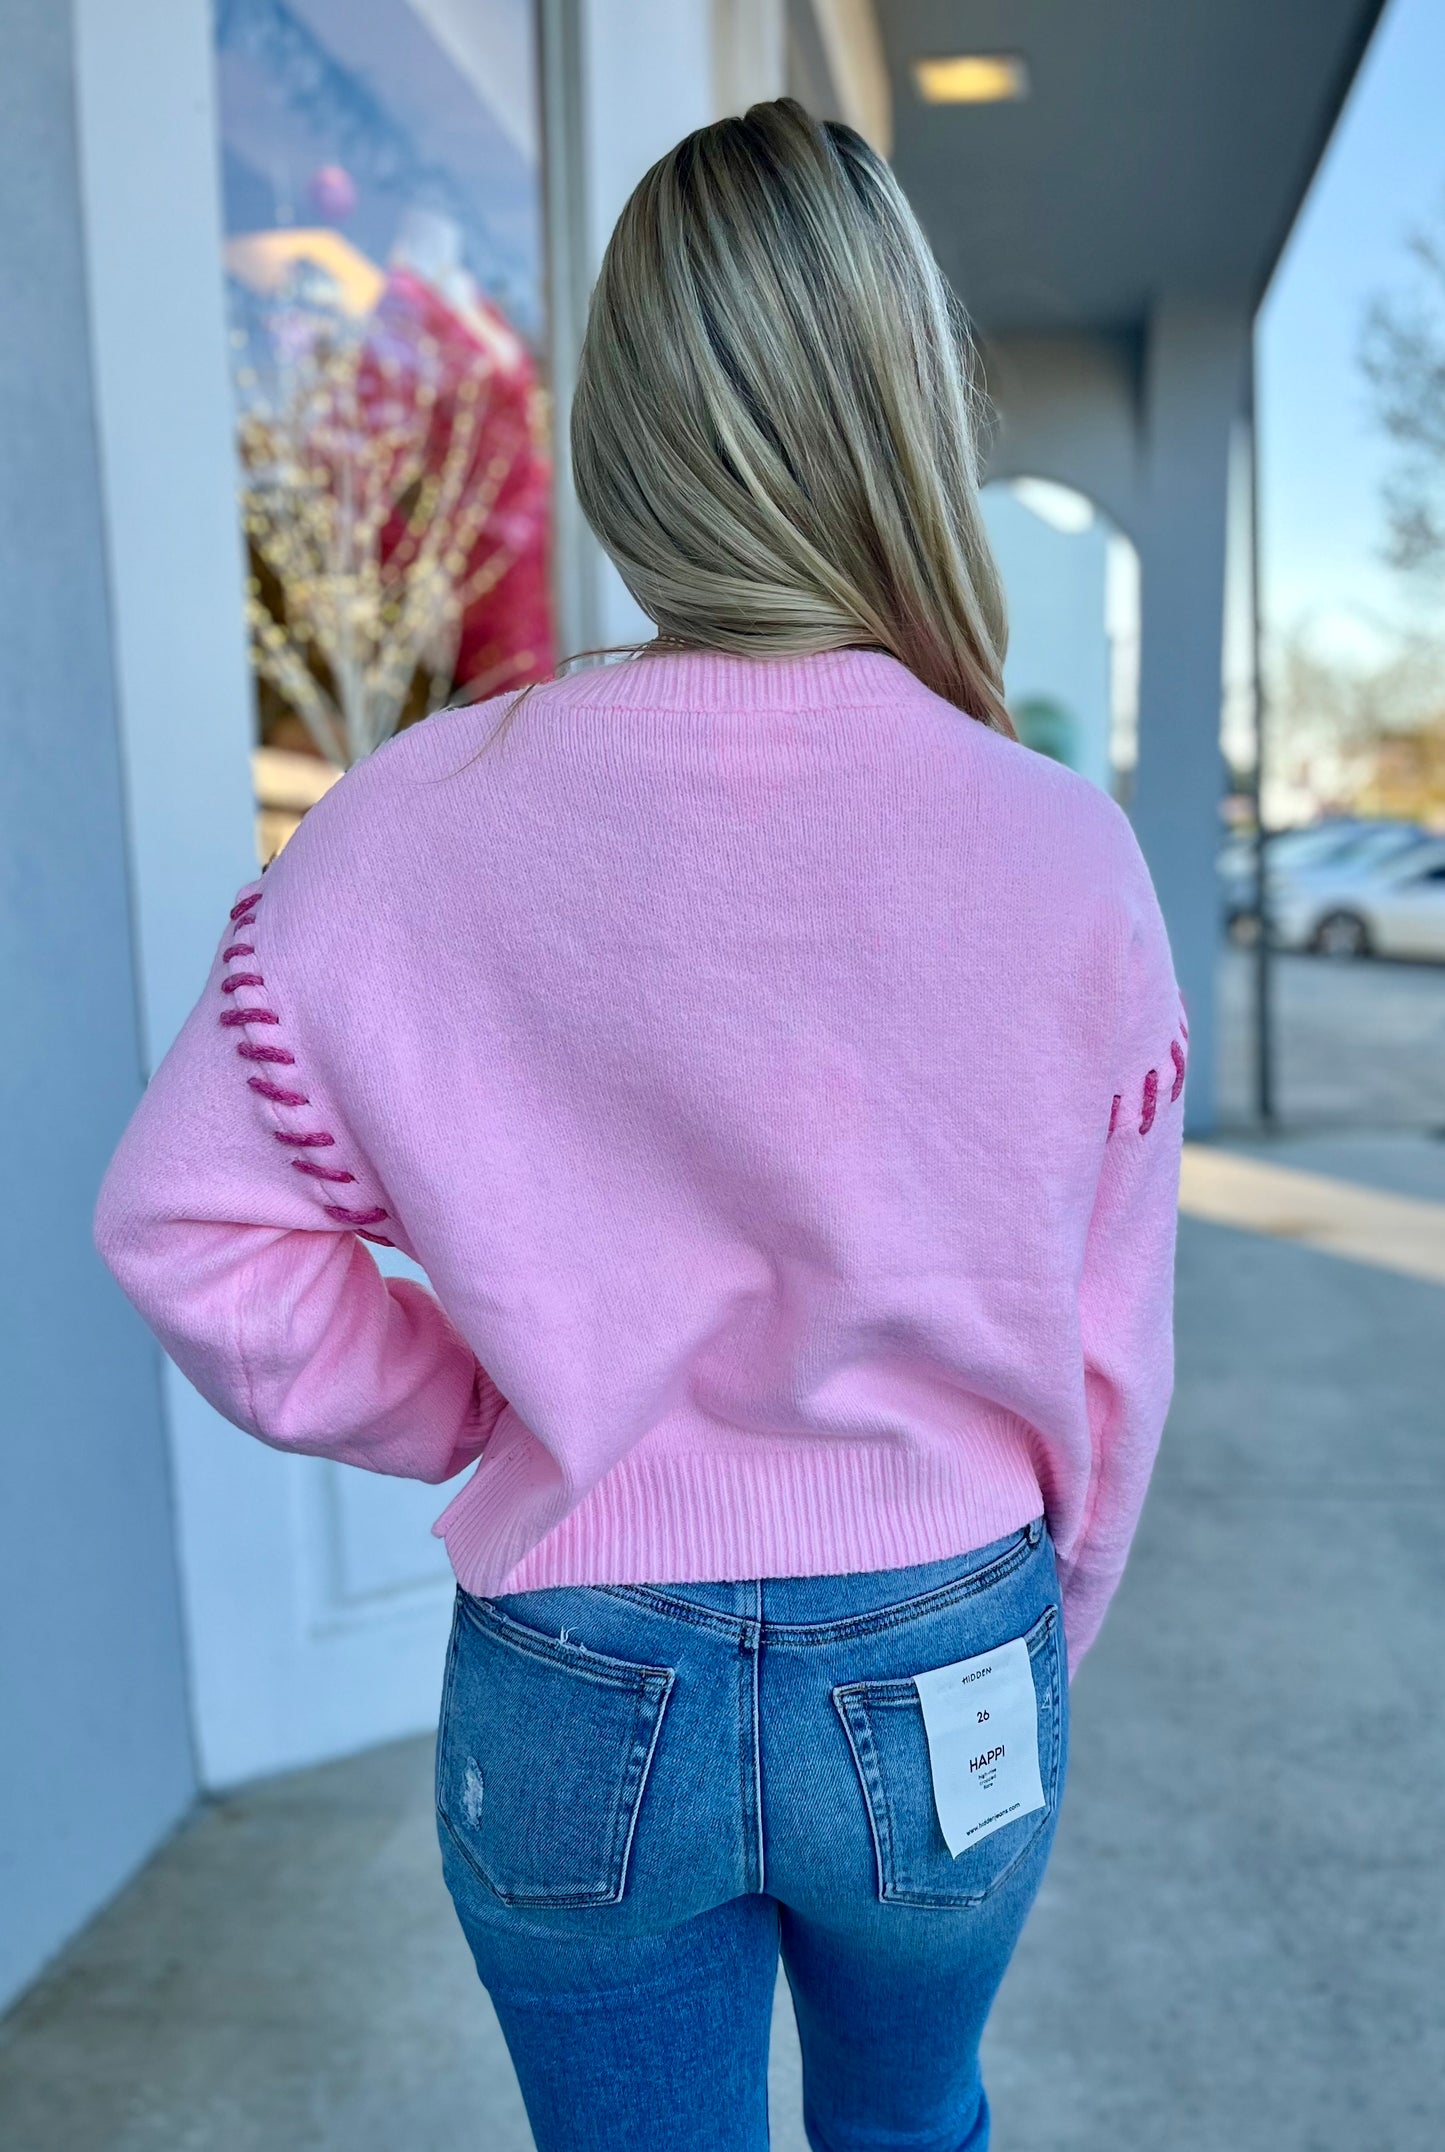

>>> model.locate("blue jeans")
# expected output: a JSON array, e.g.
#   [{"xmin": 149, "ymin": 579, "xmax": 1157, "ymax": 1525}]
[{"xmin": 436, "ymin": 1518, "xmax": 1067, "ymax": 2151}]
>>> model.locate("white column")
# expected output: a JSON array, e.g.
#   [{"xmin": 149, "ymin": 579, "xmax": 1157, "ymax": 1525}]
[
  {"xmin": 0, "ymin": 0, "xmax": 196, "ymax": 2010},
  {"xmin": 714, "ymin": 0, "xmax": 787, "ymax": 116},
  {"xmin": 72, "ymin": 0, "xmax": 333, "ymax": 1788},
  {"xmin": 73, "ymin": 0, "xmax": 258, "ymax": 1069},
  {"xmin": 573, "ymin": 0, "xmax": 725, "ymax": 646},
  {"xmin": 1132, "ymin": 299, "xmax": 1251, "ymax": 1133}
]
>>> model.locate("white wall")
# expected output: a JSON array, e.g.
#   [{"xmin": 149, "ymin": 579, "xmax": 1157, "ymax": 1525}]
[
  {"xmin": 982, "ymin": 485, "xmax": 1115, "ymax": 795},
  {"xmin": 0, "ymin": 0, "xmax": 196, "ymax": 2012},
  {"xmin": 579, "ymin": 0, "xmax": 725, "ymax": 647}
]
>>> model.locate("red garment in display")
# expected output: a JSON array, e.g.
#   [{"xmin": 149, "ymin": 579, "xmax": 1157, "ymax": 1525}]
[{"xmin": 368, "ymin": 266, "xmax": 556, "ymax": 701}]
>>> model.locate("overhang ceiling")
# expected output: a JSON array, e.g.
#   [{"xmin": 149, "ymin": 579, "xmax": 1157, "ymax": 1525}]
[{"xmin": 880, "ymin": 0, "xmax": 1387, "ymax": 336}]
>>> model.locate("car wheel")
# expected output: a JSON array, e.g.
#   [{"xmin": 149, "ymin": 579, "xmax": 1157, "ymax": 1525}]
[{"xmin": 1312, "ymin": 909, "xmax": 1371, "ymax": 959}]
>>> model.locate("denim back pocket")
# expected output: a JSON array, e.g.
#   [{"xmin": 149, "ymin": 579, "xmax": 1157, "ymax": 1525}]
[
  {"xmin": 436, "ymin": 1590, "xmax": 675, "ymax": 1909},
  {"xmin": 832, "ymin": 1604, "xmax": 1063, "ymax": 1908}
]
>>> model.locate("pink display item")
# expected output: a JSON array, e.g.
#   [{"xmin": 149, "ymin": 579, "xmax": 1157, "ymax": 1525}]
[{"xmin": 94, "ymin": 649, "xmax": 1185, "ymax": 1666}]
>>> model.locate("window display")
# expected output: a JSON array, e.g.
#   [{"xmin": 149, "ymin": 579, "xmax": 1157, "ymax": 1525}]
[{"xmin": 214, "ymin": 0, "xmax": 553, "ymax": 856}]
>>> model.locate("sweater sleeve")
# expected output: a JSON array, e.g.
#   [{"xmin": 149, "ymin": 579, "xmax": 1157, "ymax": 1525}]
[
  {"xmin": 1057, "ymin": 870, "xmax": 1186, "ymax": 1670},
  {"xmin": 93, "ymin": 877, "xmax": 507, "ymax": 1482}
]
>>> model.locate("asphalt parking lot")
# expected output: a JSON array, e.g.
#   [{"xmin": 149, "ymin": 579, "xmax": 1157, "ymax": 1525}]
[{"xmin": 1217, "ymin": 945, "xmax": 1445, "ymax": 1130}]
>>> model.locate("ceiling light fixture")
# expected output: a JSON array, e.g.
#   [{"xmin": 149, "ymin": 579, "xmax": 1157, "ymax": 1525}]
[{"xmin": 913, "ymin": 53, "xmax": 1030, "ymax": 105}]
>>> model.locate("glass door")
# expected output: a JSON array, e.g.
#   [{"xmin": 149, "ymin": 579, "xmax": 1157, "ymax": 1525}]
[{"xmin": 214, "ymin": 0, "xmax": 555, "ymax": 857}]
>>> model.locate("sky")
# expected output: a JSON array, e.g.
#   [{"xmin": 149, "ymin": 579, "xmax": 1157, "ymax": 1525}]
[{"xmin": 1257, "ymin": 0, "xmax": 1445, "ymax": 667}]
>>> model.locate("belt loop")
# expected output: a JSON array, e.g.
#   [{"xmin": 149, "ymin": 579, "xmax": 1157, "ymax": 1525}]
[{"xmin": 1027, "ymin": 1516, "xmax": 1044, "ymax": 1547}]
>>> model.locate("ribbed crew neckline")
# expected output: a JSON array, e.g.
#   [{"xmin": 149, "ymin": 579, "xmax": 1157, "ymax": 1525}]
[{"xmin": 543, "ymin": 647, "xmax": 922, "ymax": 713}]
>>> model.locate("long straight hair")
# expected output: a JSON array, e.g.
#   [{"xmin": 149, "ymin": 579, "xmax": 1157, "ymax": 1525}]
[{"xmin": 486, "ymin": 98, "xmax": 1011, "ymax": 749}]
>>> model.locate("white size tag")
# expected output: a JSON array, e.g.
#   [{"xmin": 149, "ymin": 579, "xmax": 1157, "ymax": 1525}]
[{"xmin": 913, "ymin": 1636, "xmax": 1046, "ymax": 1859}]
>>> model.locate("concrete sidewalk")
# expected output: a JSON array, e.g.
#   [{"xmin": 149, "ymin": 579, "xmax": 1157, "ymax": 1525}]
[
  {"xmin": 3, "ymin": 1132, "xmax": 1443, "ymax": 2149},
  {"xmin": 1216, "ymin": 949, "xmax": 1445, "ymax": 1130},
  {"xmin": 982, "ymin": 1129, "xmax": 1445, "ymax": 2149}
]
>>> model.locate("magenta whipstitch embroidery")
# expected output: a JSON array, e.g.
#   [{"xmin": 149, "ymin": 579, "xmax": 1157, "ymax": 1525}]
[
  {"xmin": 248, "ymin": 1076, "xmax": 309, "ymax": 1106},
  {"xmin": 218, "ymin": 892, "xmax": 389, "ymax": 1239}
]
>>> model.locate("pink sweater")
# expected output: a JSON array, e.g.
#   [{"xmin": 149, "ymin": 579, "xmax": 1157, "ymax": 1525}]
[{"xmin": 95, "ymin": 650, "xmax": 1184, "ymax": 1665}]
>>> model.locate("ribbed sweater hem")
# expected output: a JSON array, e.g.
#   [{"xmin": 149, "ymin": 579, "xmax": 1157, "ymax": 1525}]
[{"xmin": 437, "ymin": 1432, "xmax": 1047, "ymax": 1597}]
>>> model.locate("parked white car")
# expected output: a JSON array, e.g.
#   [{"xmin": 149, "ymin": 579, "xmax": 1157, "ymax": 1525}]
[
  {"xmin": 1219, "ymin": 819, "xmax": 1431, "ymax": 942},
  {"xmin": 1270, "ymin": 839, "xmax": 1445, "ymax": 959}
]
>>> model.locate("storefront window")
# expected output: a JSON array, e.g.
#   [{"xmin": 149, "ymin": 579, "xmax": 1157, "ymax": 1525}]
[{"xmin": 213, "ymin": 0, "xmax": 553, "ymax": 857}]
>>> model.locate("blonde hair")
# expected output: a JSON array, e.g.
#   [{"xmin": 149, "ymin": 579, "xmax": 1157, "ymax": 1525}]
[{"xmin": 569, "ymin": 97, "xmax": 1011, "ymax": 731}]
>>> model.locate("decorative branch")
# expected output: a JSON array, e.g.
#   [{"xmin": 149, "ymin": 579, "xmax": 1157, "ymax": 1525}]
[
  {"xmin": 1360, "ymin": 217, "xmax": 1445, "ymax": 584},
  {"xmin": 236, "ymin": 301, "xmax": 527, "ymax": 768}
]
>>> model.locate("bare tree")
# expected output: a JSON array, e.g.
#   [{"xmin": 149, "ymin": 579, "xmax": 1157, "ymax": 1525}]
[
  {"xmin": 1360, "ymin": 209, "xmax": 1445, "ymax": 583},
  {"xmin": 1267, "ymin": 623, "xmax": 1445, "ymax": 825}
]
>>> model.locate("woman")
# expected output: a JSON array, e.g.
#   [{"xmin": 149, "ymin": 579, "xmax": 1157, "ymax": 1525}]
[{"xmin": 96, "ymin": 99, "xmax": 1184, "ymax": 2152}]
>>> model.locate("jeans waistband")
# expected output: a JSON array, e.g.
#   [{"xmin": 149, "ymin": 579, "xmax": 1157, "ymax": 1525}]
[{"xmin": 603, "ymin": 1517, "xmax": 1047, "ymax": 1629}]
